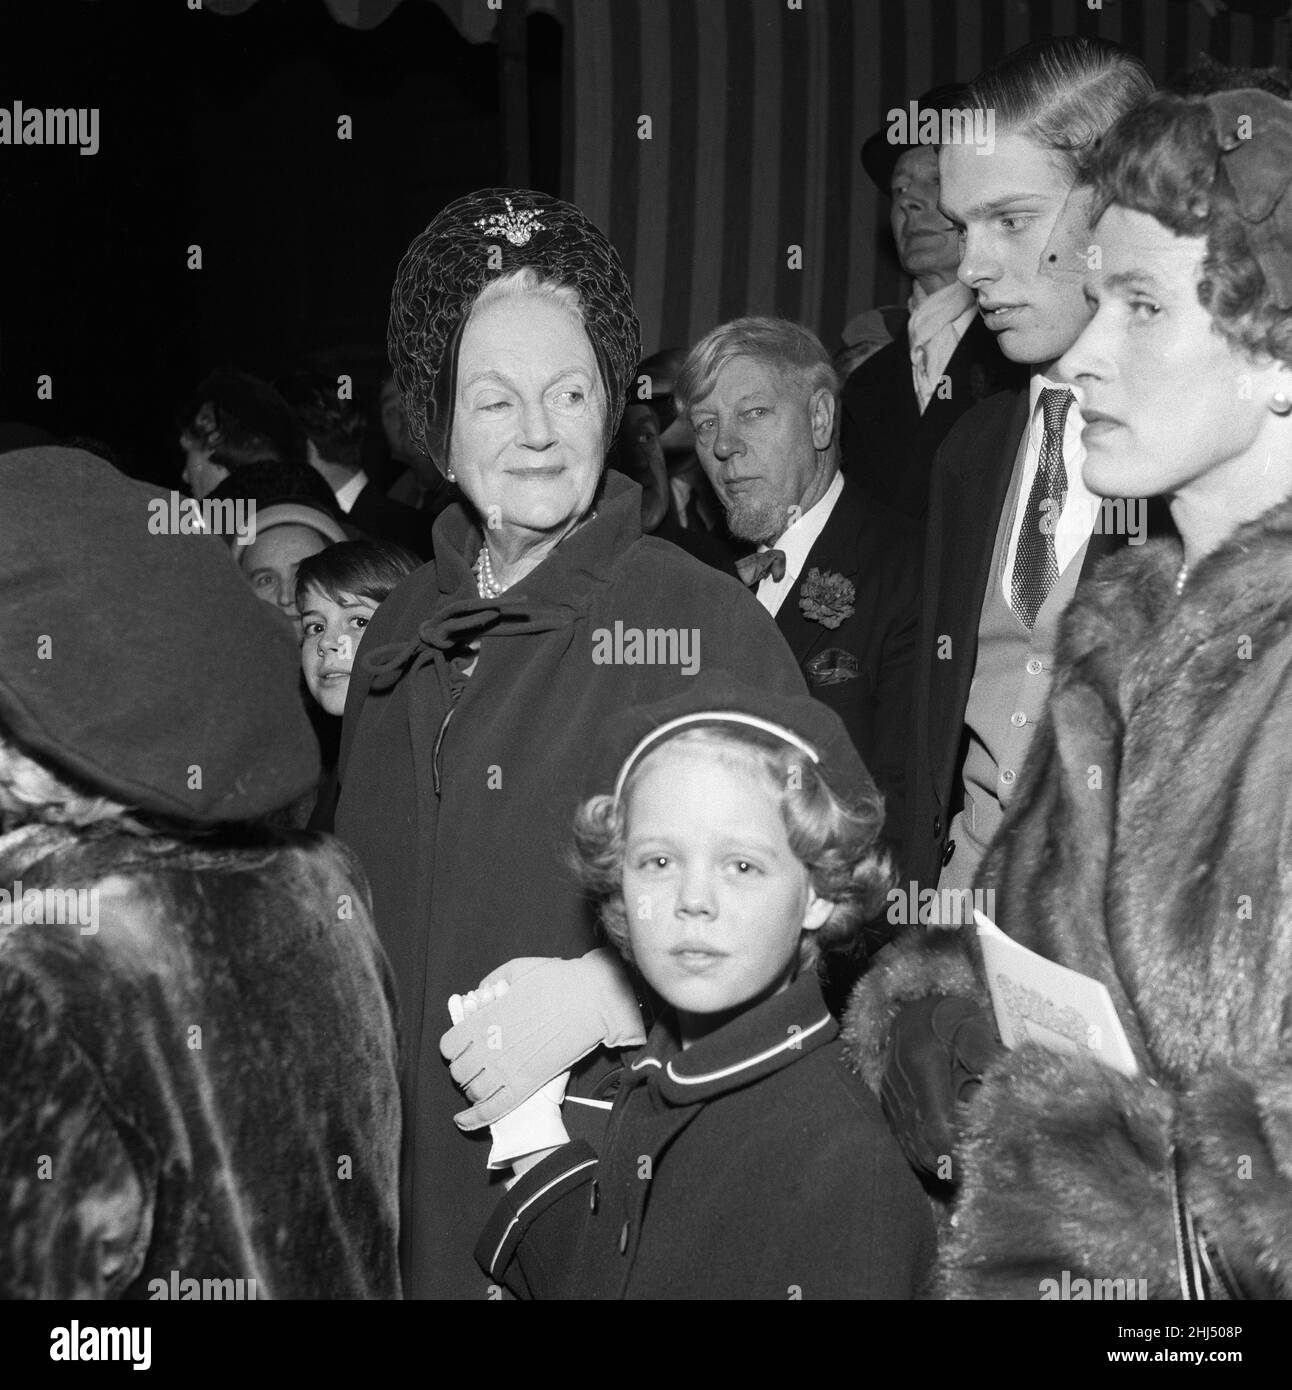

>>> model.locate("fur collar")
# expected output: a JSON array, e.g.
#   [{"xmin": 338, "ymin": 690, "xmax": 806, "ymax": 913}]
[{"xmin": 1053, "ymin": 491, "xmax": 1292, "ymax": 719}]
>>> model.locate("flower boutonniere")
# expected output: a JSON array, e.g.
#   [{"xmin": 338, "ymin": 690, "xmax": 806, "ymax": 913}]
[{"xmin": 798, "ymin": 567, "xmax": 855, "ymax": 629}]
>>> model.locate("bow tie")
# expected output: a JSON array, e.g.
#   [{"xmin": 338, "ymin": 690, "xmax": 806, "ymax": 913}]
[{"xmin": 736, "ymin": 548, "xmax": 787, "ymax": 588}]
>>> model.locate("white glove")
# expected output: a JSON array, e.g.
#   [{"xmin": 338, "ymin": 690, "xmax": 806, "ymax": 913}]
[{"xmin": 485, "ymin": 1072, "xmax": 570, "ymax": 1170}]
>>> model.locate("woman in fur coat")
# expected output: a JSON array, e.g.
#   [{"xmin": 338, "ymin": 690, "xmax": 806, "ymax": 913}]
[
  {"xmin": 845, "ymin": 79, "xmax": 1292, "ymax": 1299},
  {"xmin": 0, "ymin": 448, "xmax": 401, "ymax": 1299}
]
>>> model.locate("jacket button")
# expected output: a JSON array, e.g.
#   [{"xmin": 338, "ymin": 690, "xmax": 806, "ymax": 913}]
[
  {"xmin": 1026, "ymin": 658, "xmax": 1043, "ymax": 675},
  {"xmin": 932, "ymin": 814, "xmax": 942, "ymax": 839},
  {"xmin": 1001, "ymin": 769, "xmax": 1016, "ymax": 786},
  {"xmin": 942, "ymin": 839, "xmax": 956, "ymax": 867},
  {"xmin": 619, "ymin": 1221, "xmax": 630, "ymax": 1254},
  {"xmin": 588, "ymin": 1179, "xmax": 599, "ymax": 1214},
  {"xmin": 1010, "ymin": 711, "xmax": 1026, "ymax": 728}
]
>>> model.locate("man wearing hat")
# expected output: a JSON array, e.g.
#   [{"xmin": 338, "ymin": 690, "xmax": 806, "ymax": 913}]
[
  {"xmin": 0, "ymin": 448, "xmax": 401, "ymax": 1298},
  {"xmin": 839, "ymin": 83, "xmax": 1024, "ymax": 519}
]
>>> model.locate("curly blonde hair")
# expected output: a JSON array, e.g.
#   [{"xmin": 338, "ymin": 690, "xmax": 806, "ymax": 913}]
[{"xmin": 572, "ymin": 727, "xmax": 894, "ymax": 975}]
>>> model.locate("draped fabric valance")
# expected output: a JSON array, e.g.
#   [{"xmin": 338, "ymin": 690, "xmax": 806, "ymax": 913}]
[{"xmin": 203, "ymin": 0, "xmax": 507, "ymax": 43}]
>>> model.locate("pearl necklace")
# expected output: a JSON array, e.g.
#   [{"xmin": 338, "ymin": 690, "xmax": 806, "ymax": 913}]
[
  {"xmin": 472, "ymin": 511, "xmax": 599, "ymax": 600},
  {"xmin": 1175, "ymin": 561, "xmax": 1188, "ymax": 597},
  {"xmin": 474, "ymin": 543, "xmax": 506, "ymax": 599}
]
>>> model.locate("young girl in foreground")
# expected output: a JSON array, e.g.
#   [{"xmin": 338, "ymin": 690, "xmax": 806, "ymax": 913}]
[{"xmin": 455, "ymin": 676, "xmax": 935, "ymax": 1299}]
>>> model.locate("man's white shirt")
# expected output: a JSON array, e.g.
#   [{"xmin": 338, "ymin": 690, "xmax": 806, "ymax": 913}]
[
  {"xmin": 1000, "ymin": 374, "xmax": 1096, "ymax": 602},
  {"xmin": 332, "ymin": 469, "xmax": 369, "ymax": 515},
  {"xmin": 754, "ymin": 470, "xmax": 845, "ymax": 618}
]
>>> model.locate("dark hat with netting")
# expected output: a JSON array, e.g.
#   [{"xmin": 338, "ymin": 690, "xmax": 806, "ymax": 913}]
[{"xmin": 388, "ymin": 188, "xmax": 640, "ymax": 466}]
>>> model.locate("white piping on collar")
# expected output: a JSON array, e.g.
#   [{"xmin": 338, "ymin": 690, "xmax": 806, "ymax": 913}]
[
  {"xmin": 487, "ymin": 1156, "xmax": 598, "ymax": 1274},
  {"xmin": 630, "ymin": 1054, "xmax": 664, "ymax": 1072},
  {"xmin": 664, "ymin": 1011, "xmax": 832, "ymax": 1087}
]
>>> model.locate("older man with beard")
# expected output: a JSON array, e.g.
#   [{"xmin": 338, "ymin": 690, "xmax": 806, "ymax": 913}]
[{"xmin": 676, "ymin": 316, "xmax": 921, "ymax": 878}]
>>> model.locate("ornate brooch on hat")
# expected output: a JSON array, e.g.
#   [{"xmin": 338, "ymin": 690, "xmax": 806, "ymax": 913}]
[
  {"xmin": 473, "ymin": 197, "xmax": 547, "ymax": 247},
  {"xmin": 799, "ymin": 568, "xmax": 855, "ymax": 629}
]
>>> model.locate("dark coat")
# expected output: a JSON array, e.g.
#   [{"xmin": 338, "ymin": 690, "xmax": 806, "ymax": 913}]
[
  {"xmin": 903, "ymin": 387, "xmax": 1171, "ymax": 892},
  {"xmin": 0, "ymin": 822, "xmax": 401, "ymax": 1299},
  {"xmin": 333, "ymin": 469, "xmax": 807, "ymax": 1299},
  {"xmin": 348, "ymin": 480, "xmax": 435, "ymax": 560},
  {"xmin": 773, "ymin": 478, "xmax": 920, "ymax": 867},
  {"xmin": 651, "ymin": 501, "xmax": 740, "ymax": 576},
  {"xmin": 479, "ymin": 972, "xmax": 936, "ymax": 1299},
  {"xmin": 838, "ymin": 315, "xmax": 1025, "ymax": 520},
  {"xmin": 846, "ymin": 499, "xmax": 1292, "ymax": 1298}
]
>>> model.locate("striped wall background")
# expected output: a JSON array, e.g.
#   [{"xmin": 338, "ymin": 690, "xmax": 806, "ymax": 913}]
[
  {"xmin": 548, "ymin": 0, "xmax": 1290, "ymax": 356},
  {"xmin": 210, "ymin": 0, "xmax": 1291, "ymax": 355}
]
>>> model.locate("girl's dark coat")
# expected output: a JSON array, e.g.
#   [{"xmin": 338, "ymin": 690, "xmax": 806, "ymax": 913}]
[
  {"xmin": 334, "ymin": 471, "xmax": 807, "ymax": 1299},
  {"xmin": 0, "ymin": 823, "xmax": 401, "ymax": 1298},
  {"xmin": 478, "ymin": 973, "xmax": 936, "ymax": 1300},
  {"xmin": 844, "ymin": 499, "xmax": 1292, "ymax": 1299}
]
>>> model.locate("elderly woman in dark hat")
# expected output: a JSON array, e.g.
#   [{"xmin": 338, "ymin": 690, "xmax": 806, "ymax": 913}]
[
  {"xmin": 335, "ymin": 189, "xmax": 805, "ymax": 1299},
  {"xmin": 0, "ymin": 448, "xmax": 400, "ymax": 1298},
  {"xmin": 847, "ymin": 73, "xmax": 1292, "ymax": 1299}
]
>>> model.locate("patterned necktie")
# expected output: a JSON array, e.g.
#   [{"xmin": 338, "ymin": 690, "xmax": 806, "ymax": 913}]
[
  {"xmin": 1011, "ymin": 386, "xmax": 1073, "ymax": 630},
  {"xmin": 736, "ymin": 549, "xmax": 787, "ymax": 588}
]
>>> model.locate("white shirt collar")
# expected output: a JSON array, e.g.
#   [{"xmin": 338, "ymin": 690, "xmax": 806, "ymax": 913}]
[
  {"xmin": 1001, "ymin": 373, "xmax": 1097, "ymax": 589},
  {"xmin": 755, "ymin": 470, "xmax": 845, "ymax": 617},
  {"xmin": 332, "ymin": 470, "xmax": 368, "ymax": 515}
]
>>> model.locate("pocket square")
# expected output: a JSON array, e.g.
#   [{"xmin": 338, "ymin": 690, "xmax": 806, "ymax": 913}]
[{"xmin": 805, "ymin": 648, "xmax": 860, "ymax": 686}]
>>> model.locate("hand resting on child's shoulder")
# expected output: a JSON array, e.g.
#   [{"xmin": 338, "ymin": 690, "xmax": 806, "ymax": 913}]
[{"xmin": 440, "ymin": 947, "xmax": 645, "ymax": 1130}]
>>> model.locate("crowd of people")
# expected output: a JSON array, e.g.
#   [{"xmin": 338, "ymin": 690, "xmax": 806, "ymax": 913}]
[{"xmin": 2, "ymin": 35, "xmax": 1291, "ymax": 1301}]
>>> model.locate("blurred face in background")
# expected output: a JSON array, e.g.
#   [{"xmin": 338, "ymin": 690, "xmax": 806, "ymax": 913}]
[
  {"xmin": 940, "ymin": 131, "xmax": 1095, "ymax": 371},
  {"xmin": 240, "ymin": 524, "xmax": 329, "ymax": 626},
  {"xmin": 890, "ymin": 147, "xmax": 961, "ymax": 291},
  {"xmin": 180, "ymin": 432, "xmax": 229, "ymax": 500},
  {"xmin": 380, "ymin": 376, "xmax": 418, "ymax": 467}
]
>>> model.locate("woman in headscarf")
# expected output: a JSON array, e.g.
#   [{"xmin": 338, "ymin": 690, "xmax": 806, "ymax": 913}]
[
  {"xmin": 845, "ymin": 75, "xmax": 1292, "ymax": 1298},
  {"xmin": 335, "ymin": 189, "xmax": 806, "ymax": 1298},
  {"xmin": 0, "ymin": 448, "xmax": 400, "ymax": 1298}
]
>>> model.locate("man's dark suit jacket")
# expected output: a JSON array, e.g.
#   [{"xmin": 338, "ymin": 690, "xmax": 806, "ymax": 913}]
[
  {"xmin": 905, "ymin": 387, "xmax": 1173, "ymax": 892},
  {"xmin": 771, "ymin": 477, "xmax": 921, "ymax": 865},
  {"xmin": 348, "ymin": 480, "xmax": 435, "ymax": 560},
  {"xmin": 839, "ymin": 314, "xmax": 1026, "ymax": 520}
]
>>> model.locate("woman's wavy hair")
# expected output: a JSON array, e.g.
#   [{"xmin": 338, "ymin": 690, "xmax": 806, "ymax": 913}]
[
  {"xmin": 1083, "ymin": 63, "xmax": 1292, "ymax": 368},
  {"xmin": 571, "ymin": 726, "xmax": 894, "ymax": 977}
]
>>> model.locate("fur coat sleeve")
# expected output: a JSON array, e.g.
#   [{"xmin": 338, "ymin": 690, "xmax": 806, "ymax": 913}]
[{"xmin": 0, "ymin": 823, "xmax": 403, "ymax": 1299}]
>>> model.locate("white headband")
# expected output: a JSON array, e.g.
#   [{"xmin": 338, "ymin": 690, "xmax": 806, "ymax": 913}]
[{"xmin": 611, "ymin": 711, "xmax": 821, "ymax": 805}]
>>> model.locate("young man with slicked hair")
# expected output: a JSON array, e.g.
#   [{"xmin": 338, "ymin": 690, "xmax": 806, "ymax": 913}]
[{"xmin": 904, "ymin": 36, "xmax": 1157, "ymax": 904}]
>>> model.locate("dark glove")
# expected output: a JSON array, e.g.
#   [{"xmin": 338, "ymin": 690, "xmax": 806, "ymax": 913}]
[{"xmin": 881, "ymin": 994, "xmax": 1001, "ymax": 1182}]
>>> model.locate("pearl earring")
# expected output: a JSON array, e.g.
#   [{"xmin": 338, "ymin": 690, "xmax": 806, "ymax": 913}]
[
  {"xmin": 446, "ymin": 467, "xmax": 457, "ymax": 482},
  {"xmin": 1273, "ymin": 391, "xmax": 1292, "ymax": 418}
]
